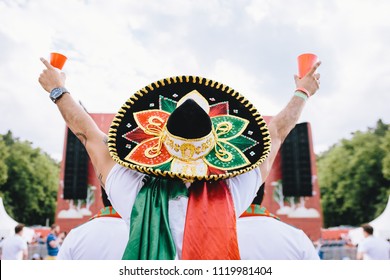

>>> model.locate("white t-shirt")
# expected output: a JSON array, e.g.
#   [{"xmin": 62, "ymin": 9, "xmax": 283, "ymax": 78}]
[
  {"xmin": 106, "ymin": 163, "xmax": 262, "ymax": 259},
  {"xmin": 57, "ymin": 216, "xmax": 129, "ymax": 260},
  {"xmin": 237, "ymin": 216, "xmax": 320, "ymax": 260},
  {"xmin": 357, "ymin": 235, "xmax": 390, "ymax": 260},
  {"xmin": 1, "ymin": 235, "xmax": 27, "ymax": 260}
]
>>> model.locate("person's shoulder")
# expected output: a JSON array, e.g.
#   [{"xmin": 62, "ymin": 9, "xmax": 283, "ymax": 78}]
[
  {"xmin": 239, "ymin": 216, "xmax": 289, "ymax": 229},
  {"xmin": 107, "ymin": 163, "xmax": 145, "ymax": 183},
  {"xmin": 110, "ymin": 163, "xmax": 143, "ymax": 175},
  {"xmin": 90, "ymin": 216, "xmax": 127, "ymax": 228},
  {"xmin": 16, "ymin": 235, "xmax": 26, "ymax": 242},
  {"xmin": 230, "ymin": 167, "xmax": 261, "ymax": 181},
  {"xmin": 46, "ymin": 233, "xmax": 55, "ymax": 240},
  {"xmin": 266, "ymin": 218, "xmax": 307, "ymax": 235},
  {"xmin": 279, "ymin": 220, "xmax": 303, "ymax": 231},
  {"xmin": 358, "ymin": 237, "xmax": 369, "ymax": 246},
  {"xmin": 65, "ymin": 223, "xmax": 87, "ymax": 235}
]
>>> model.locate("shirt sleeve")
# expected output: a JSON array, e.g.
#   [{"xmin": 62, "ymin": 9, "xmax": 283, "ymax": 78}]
[
  {"xmin": 226, "ymin": 168, "xmax": 262, "ymax": 217},
  {"xmin": 105, "ymin": 164, "xmax": 145, "ymax": 225}
]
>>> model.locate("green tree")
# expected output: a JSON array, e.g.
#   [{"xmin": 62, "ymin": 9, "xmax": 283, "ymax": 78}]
[
  {"xmin": 318, "ymin": 120, "xmax": 390, "ymax": 227},
  {"xmin": 0, "ymin": 131, "xmax": 60, "ymax": 225},
  {"xmin": 381, "ymin": 129, "xmax": 390, "ymax": 180},
  {"xmin": 0, "ymin": 139, "xmax": 9, "ymax": 186}
]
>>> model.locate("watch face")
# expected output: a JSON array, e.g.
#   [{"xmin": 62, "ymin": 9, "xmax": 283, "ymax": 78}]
[
  {"xmin": 52, "ymin": 88, "xmax": 62, "ymax": 98},
  {"xmin": 50, "ymin": 87, "xmax": 67, "ymax": 102}
]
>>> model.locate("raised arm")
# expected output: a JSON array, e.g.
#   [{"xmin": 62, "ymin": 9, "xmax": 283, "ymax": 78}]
[
  {"xmin": 259, "ymin": 61, "xmax": 321, "ymax": 181},
  {"xmin": 38, "ymin": 58, "xmax": 115, "ymax": 187}
]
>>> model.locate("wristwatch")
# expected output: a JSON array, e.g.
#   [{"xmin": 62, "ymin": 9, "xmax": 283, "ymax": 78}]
[{"xmin": 50, "ymin": 87, "xmax": 69, "ymax": 103}]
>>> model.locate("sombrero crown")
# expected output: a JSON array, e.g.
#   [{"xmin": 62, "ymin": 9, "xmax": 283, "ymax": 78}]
[{"xmin": 108, "ymin": 76, "xmax": 271, "ymax": 182}]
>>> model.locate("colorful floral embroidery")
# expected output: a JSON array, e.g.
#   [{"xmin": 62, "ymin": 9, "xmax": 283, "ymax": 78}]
[{"xmin": 122, "ymin": 94, "xmax": 259, "ymax": 176}]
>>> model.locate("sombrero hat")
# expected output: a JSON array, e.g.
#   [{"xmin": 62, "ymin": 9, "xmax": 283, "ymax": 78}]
[{"xmin": 108, "ymin": 75, "xmax": 271, "ymax": 182}]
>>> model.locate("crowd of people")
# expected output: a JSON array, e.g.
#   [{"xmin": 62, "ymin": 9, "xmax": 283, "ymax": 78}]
[
  {"xmin": 0, "ymin": 223, "xmax": 66, "ymax": 260},
  {"xmin": 1, "ymin": 56, "xmax": 389, "ymax": 260}
]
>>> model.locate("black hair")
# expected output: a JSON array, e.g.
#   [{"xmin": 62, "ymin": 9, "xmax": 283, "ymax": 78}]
[
  {"xmin": 15, "ymin": 223, "xmax": 25, "ymax": 234},
  {"xmin": 251, "ymin": 183, "xmax": 265, "ymax": 205},
  {"xmin": 361, "ymin": 224, "xmax": 374, "ymax": 235},
  {"xmin": 101, "ymin": 186, "xmax": 112, "ymax": 207}
]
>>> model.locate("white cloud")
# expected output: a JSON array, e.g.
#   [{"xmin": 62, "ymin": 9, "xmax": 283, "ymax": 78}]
[
  {"xmin": 245, "ymin": 0, "xmax": 270, "ymax": 23},
  {"xmin": 1, "ymin": 0, "xmax": 390, "ymax": 160},
  {"xmin": 209, "ymin": 58, "xmax": 278, "ymax": 115}
]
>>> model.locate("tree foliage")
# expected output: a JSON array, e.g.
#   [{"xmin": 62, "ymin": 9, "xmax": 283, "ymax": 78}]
[
  {"xmin": 0, "ymin": 131, "xmax": 60, "ymax": 225},
  {"xmin": 0, "ymin": 140, "xmax": 9, "ymax": 186},
  {"xmin": 381, "ymin": 129, "xmax": 390, "ymax": 180},
  {"xmin": 317, "ymin": 120, "xmax": 390, "ymax": 227}
]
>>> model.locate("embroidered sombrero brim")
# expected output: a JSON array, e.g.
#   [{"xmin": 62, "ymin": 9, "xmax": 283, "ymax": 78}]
[{"xmin": 108, "ymin": 76, "xmax": 271, "ymax": 182}]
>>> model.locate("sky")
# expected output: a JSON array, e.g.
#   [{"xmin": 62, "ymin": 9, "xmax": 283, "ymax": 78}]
[{"xmin": 1, "ymin": 0, "xmax": 390, "ymax": 161}]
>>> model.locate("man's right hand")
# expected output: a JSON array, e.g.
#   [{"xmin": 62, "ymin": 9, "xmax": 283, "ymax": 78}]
[{"xmin": 38, "ymin": 57, "xmax": 66, "ymax": 93}]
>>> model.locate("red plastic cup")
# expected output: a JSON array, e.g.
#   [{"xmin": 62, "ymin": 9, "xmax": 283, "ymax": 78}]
[
  {"xmin": 50, "ymin": 52, "xmax": 67, "ymax": 70},
  {"xmin": 297, "ymin": 53, "xmax": 318, "ymax": 78}
]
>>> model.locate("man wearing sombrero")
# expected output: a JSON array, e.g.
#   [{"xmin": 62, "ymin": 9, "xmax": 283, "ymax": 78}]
[{"xmin": 39, "ymin": 57, "xmax": 320, "ymax": 260}]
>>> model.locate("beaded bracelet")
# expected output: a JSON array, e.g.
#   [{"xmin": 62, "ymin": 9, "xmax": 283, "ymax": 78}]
[
  {"xmin": 294, "ymin": 91, "xmax": 308, "ymax": 101},
  {"xmin": 295, "ymin": 87, "xmax": 311, "ymax": 97}
]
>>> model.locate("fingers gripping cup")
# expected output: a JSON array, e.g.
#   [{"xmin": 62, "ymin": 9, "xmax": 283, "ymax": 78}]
[
  {"xmin": 50, "ymin": 52, "xmax": 67, "ymax": 70},
  {"xmin": 297, "ymin": 53, "xmax": 318, "ymax": 78}
]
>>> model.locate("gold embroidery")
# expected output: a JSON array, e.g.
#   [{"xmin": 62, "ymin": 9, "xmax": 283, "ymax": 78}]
[
  {"xmin": 214, "ymin": 142, "xmax": 233, "ymax": 162},
  {"xmin": 143, "ymin": 116, "xmax": 166, "ymax": 158},
  {"xmin": 215, "ymin": 121, "xmax": 233, "ymax": 137},
  {"xmin": 180, "ymin": 143, "xmax": 196, "ymax": 159},
  {"xmin": 145, "ymin": 143, "xmax": 162, "ymax": 158},
  {"xmin": 145, "ymin": 116, "xmax": 165, "ymax": 135},
  {"xmin": 163, "ymin": 128, "xmax": 216, "ymax": 161}
]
